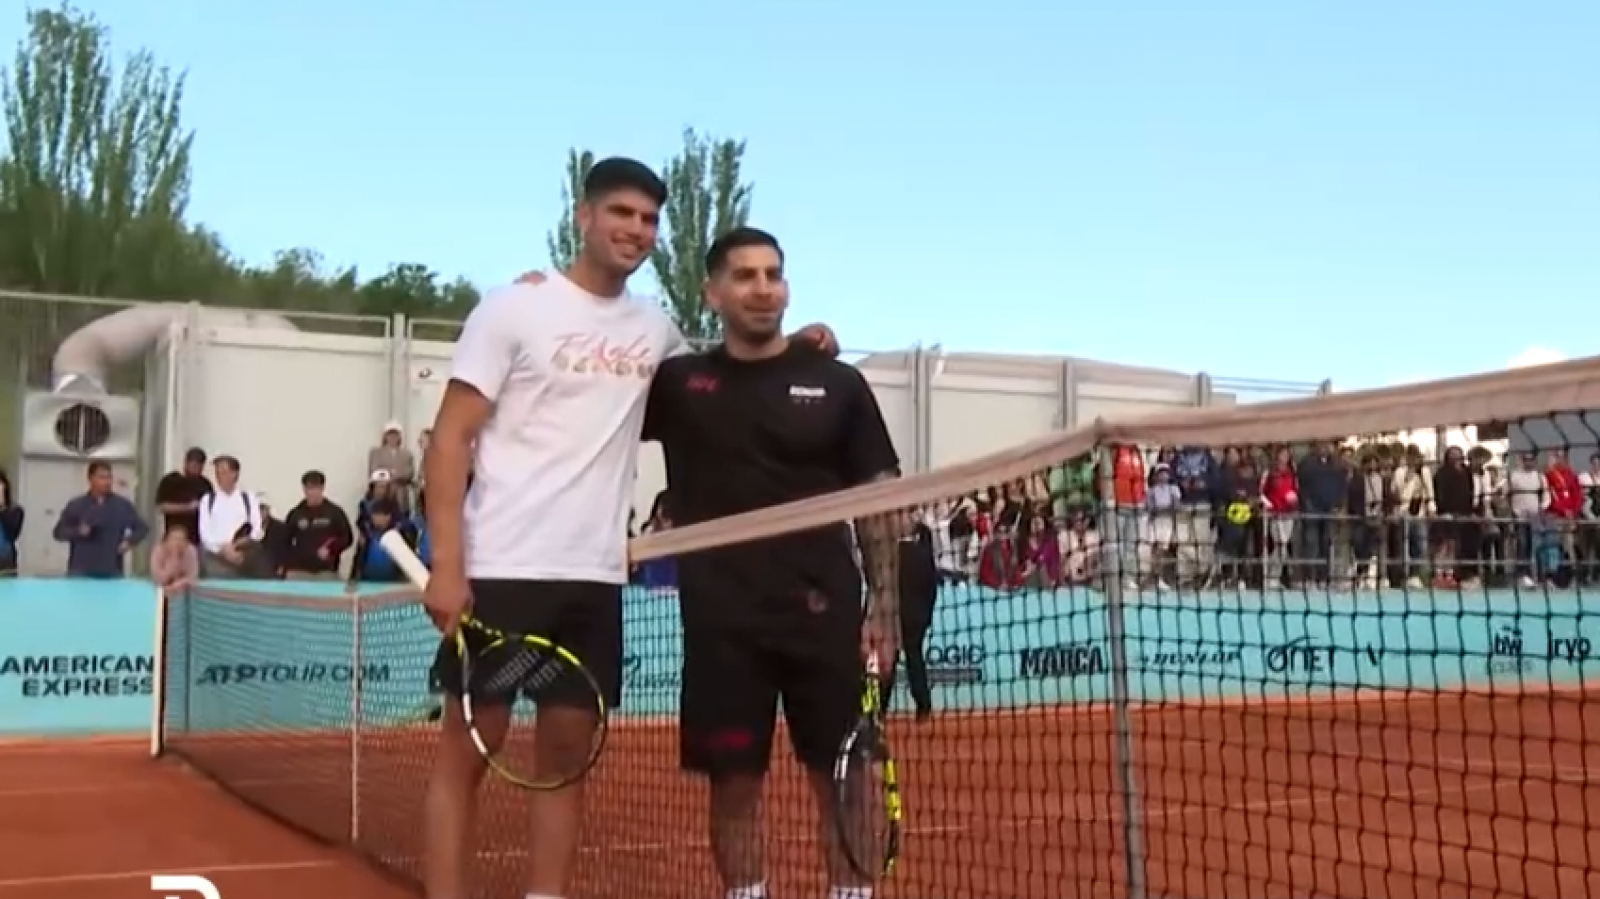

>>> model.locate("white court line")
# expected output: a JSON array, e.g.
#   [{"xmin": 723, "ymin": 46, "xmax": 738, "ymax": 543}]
[{"xmin": 0, "ymin": 859, "xmax": 338, "ymax": 890}]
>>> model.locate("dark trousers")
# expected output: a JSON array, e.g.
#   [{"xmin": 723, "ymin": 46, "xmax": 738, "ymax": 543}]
[{"xmin": 884, "ymin": 609, "xmax": 934, "ymax": 715}]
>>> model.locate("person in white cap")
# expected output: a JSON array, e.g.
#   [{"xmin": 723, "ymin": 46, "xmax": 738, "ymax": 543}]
[
  {"xmin": 369, "ymin": 421, "xmax": 416, "ymax": 508},
  {"xmin": 360, "ymin": 469, "xmax": 400, "ymax": 534}
]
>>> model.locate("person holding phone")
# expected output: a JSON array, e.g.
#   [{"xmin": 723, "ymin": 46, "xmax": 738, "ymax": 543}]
[{"xmin": 52, "ymin": 461, "xmax": 148, "ymax": 578}]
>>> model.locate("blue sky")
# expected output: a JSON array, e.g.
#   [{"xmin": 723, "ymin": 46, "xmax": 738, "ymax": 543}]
[{"xmin": 8, "ymin": 1, "xmax": 1597, "ymax": 391}]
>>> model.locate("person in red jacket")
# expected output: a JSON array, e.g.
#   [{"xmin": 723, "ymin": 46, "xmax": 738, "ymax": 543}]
[
  {"xmin": 1260, "ymin": 448, "xmax": 1300, "ymax": 587},
  {"xmin": 1546, "ymin": 449, "xmax": 1583, "ymax": 574},
  {"xmin": 1546, "ymin": 450, "xmax": 1583, "ymax": 517}
]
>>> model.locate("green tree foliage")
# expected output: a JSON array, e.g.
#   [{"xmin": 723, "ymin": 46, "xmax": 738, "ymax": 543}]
[
  {"xmin": 650, "ymin": 129, "xmax": 752, "ymax": 341},
  {"xmin": 0, "ymin": 3, "xmax": 213, "ymax": 297},
  {"xmin": 545, "ymin": 148, "xmax": 593, "ymax": 271},
  {"xmin": 0, "ymin": 4, "xmax": 480, "ymax": 324}
]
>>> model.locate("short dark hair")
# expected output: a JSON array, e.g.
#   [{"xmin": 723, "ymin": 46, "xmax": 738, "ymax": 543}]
[
  {"xmin": 184, "ymin": 447, "xmax": 206, "ymax": 465},
  {"xmin": 87, "ymin": 460, "xmax": 110, "ymax": 477},
  {"xmin": 706, "ymin": 226, "xmax": 784, "ymax": 276},
  {"xmin": 214, "ymin": 455, "xmax": 240, "ymax": 473},
  {"xmin": 583, "ymin": 157, "xmax": 667, "ymax": 206},
  {"xmin": 301, "ymin": 470, "xmax": 326, "ymax": 487},
  {"xmin": 368, "ymin": 498, "xmax": 401, "ymax": 519}
]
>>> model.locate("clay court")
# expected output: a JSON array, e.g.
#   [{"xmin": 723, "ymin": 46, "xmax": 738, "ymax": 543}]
[{"xmin": 1, "ymin": 689, "xmax": 1594, "ymax": 899}]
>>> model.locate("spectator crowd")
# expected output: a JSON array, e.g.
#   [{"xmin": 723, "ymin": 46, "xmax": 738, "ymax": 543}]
[
  {"xmin": 924, "ymin": 441, "xmax": 1600, "ymax": 593},
  {"xmin": 0, "ymin": 422, "xmax": 435, "ymax": 585},
  {"xmin": 6, "ymin": 429, "xmax": 1600, "ymax": 596}
]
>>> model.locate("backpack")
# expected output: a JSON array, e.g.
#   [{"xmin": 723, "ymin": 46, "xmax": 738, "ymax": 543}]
[
  {"xmin": 207, "ymin": 490, "xmax": 251, "ymax": 517},
  {"xmin": 207, "ymin": 491, "xmax": 255, "ymax": 541}
]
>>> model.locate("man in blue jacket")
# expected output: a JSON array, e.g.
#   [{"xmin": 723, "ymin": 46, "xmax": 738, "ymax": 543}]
[{"xmin": 52, "ymin": 461, "xmax": 148, "ymax": 578}]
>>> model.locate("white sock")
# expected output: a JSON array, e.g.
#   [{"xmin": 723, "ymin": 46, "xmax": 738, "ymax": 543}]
[
  {"xmin": 828, "ymin": 887, "xmax": 872, "ymax": 899},
  {"xmin": 726, "ymin": 884, "xmax": 767, "ymax": 899}
]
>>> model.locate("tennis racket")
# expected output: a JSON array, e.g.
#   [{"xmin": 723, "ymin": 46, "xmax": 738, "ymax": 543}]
[
  {"xmin": 379, "ymin": 530, "xmax": 609, "ymax": 790},
  {"xmin": 832, "ymin": 653, "xmax": 903, "ymax": 880}
]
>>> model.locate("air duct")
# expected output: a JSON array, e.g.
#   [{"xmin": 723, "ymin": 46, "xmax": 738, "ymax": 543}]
[{"xmin": 51, "ymin": 304, "xmax": 300, "ymax": 392}]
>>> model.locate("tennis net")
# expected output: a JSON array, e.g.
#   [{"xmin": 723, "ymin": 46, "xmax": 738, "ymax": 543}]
[{"xmin": 155, "ymin": 356, "xmax": 1600, "ymax": 899}]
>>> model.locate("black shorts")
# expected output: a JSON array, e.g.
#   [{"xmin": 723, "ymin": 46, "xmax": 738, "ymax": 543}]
[
  {"xmin": 430, "ymin": 579, "xmax": 623, "ymax": 710},
  {"xmin": 680, "ymin": 607, "xmax": 861, "ymax": 777}
]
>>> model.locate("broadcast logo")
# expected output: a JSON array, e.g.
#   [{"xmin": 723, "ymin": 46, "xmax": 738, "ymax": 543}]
[{"xmin": 151, "ymin": 875, "xmax": 221, "ymax": 899}]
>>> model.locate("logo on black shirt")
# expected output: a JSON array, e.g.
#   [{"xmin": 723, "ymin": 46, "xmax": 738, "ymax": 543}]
[{"xmin": 788, "ymin": 384, "xmax": 826, "ymax": 404}]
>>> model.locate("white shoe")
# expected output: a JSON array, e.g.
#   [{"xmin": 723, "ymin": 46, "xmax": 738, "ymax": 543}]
[
  {"xmin": 1520, "ymin": 575, "xmax": 1537, "ymax": 588},
  {"xmin": 1406, "ymin": 576, "xmax": 1424, "ymax": 588},
  {"xmin": 1156, "ymin": 579, "xmax": 1172, "ymax": 591}
]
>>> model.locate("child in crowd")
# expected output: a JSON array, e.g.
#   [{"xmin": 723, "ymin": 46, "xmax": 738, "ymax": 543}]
[
  {"xmin": 350, "ymin": 498, "xmax": 417, "ymax": 584},
  {"xmin": 150, "ymin": 523, "xmax": 200, "ymax": 589}
]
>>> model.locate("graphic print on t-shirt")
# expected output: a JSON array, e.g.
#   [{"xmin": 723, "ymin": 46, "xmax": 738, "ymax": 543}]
[{"xmin": 551, "ymin": 332, "xmax": 658, "ymax": 380}]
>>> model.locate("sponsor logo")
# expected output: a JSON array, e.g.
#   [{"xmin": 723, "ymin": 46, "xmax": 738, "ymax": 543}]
[
  {"xmin": 0, "ymin": 653, "xmax": 154, "ymax": 698},
  {"xmin": 924, "ymin": 644, "xmax": 985, "ymax": 685},
  {"xmin": 622, "ymin": 653, "xmax": 680, "ymax": 690},
  {"xmin": 1141, "ymin": 647, "xmax": 1242, "ymax": 671},
  {"xmin": 1018, "ymin": 643, "xmax": 1107, "ymax": 679},
  {"xmin": 195, "ymin": 662, "xmax": 391, "ymax": 686},
  {"xmin": 1263, "ymin": 636, "xmax": 1336, "ymax": 675},
  {"xmin": 1488, "ymin": 624, "xmax": 1532, "ymax": 675},
  {"xmin": 1548, "ymin": 635, "xmax": 1592, "ymax": 663}
]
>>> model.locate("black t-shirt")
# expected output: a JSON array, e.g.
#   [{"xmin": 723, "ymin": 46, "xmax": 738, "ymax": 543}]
[
  {"xmin": 644, "ymin": 343, "xmax": 900, "ymax": 621},
  {"xmin": 154, "ymin": 472, "xmax": 213, "ymax": 542}
]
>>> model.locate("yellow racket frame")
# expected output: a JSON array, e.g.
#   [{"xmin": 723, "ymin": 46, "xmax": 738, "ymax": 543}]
[
  {"xmin": 833, "ymin": 654, "xmax": 903, "ymax": 879},
  {"xmin": 452, "ymin": 613, "xmax": 609, "ymax": 791}
]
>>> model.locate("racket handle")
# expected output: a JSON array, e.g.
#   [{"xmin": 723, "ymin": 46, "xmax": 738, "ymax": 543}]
[{"xmin": 380, "ymin": 530, "xmax": 431, "ymax": 588}]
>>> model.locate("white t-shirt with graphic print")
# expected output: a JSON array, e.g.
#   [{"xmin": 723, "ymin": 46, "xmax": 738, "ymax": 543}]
[{"xmin": 449, "ymin": 274, "xmax": 687, "ymax": 582}]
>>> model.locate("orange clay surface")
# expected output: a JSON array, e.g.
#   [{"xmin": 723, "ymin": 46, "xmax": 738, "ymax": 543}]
[{"xmin": 2, "ymin": 690, "xmax": 1596, "ymax": 899}]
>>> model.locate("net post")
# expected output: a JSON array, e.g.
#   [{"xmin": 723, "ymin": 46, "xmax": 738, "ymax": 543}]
[
  {"xmin": 148, "ymin": 585, "xmax": 167, "ymax": 759},
  {"xmin": 1096, "ymin": 440, "xmax": 1147, "ymax": 899},
  {"xmin": 349, "ymin": 587, "xmax": 363, "ymax": 845}
]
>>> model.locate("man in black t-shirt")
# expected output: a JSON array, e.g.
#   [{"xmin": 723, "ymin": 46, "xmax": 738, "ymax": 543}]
[
  {"xmin": 643, "ymin": 227, "xmax": 903, "ymax": 899},
  {"xmin": 154, "ymin": 447, "xmax": 213, "ymax": 543}
]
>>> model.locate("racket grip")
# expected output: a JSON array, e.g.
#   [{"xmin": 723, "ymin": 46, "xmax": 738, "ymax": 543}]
[{"xmin": 380, "ymin": 530, "xmax": 430, "ymax": 588}]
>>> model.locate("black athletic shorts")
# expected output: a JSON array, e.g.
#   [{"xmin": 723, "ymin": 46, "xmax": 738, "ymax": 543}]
[
  {"xmin": 680, "ymin": 598, "xmax": 861, "ymax": 777},
  {"xmin": 430, "ymin": 579, "xmax": 624, "ymax": 709}
]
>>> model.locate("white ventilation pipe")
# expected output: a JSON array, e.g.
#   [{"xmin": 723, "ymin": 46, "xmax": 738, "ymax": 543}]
[{"xmin": 51, "ymin": 304, "xmax": 299, "ymax": 392}]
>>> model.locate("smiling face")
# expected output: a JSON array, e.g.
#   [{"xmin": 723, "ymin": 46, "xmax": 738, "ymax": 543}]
[
  {"xmin": 705, "ymin": 243, "xmax": 788, "ymax": 344},
  {"xmin": 576, "ymin": 186, "xmax": 660, "ymax": 280}
]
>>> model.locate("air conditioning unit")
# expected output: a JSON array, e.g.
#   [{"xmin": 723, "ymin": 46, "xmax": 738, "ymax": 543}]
[{"xmin": 20, "ymin": 390, "xmax": 141, "ymax": 460}]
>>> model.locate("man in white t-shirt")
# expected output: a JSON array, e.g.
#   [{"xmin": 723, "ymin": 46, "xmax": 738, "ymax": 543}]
[
  {"xmin": 421, "ymin": 157, "xmax": 836, "ymax": 899},
  {"xmin": 196, "ymin": 455, "xmax": 265, "ymax": 578}
]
